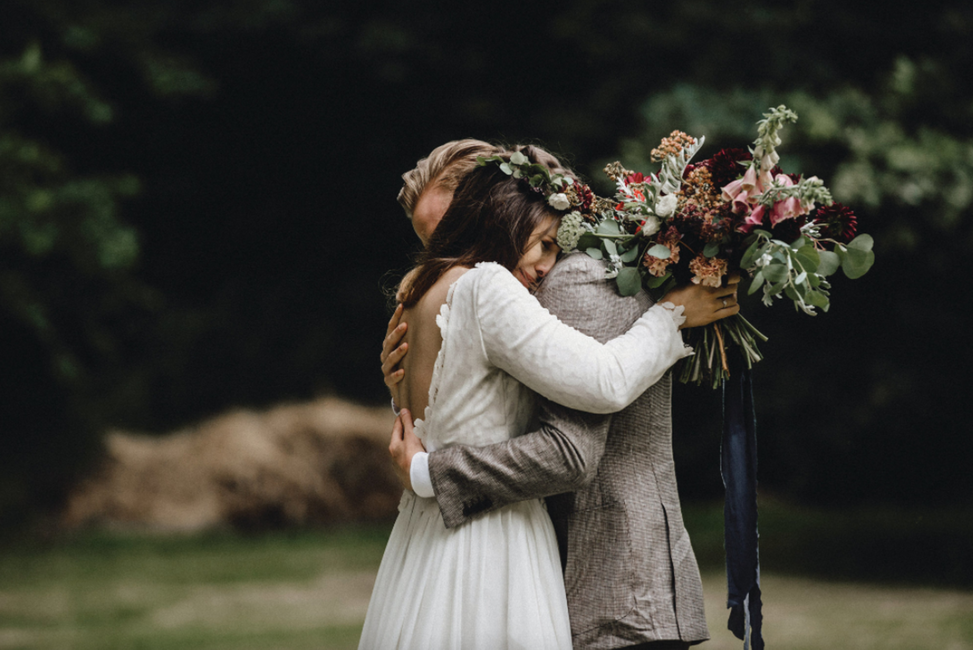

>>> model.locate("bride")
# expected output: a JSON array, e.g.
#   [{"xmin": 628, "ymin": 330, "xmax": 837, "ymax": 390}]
[{"xmin": 359, "ymin": 147, "xmax": 726, "ymax": 649}]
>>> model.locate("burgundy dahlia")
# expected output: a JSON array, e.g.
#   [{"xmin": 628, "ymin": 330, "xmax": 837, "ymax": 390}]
[
  {"xmin": 705, "ymin": 148, "xmax": 752, "ymax": 188},
  {"xmin": 813, "ymin": 202, "xmax": 858, "ymax": 243},
  {"xmin": 770, "ymin": 215, "xmax": 807, "ymax": 244}
]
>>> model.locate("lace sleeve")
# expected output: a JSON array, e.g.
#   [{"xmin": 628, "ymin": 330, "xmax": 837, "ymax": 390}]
[{"xmin": 469, "ymin": 263, "xmax": 692, "ymax": 414}]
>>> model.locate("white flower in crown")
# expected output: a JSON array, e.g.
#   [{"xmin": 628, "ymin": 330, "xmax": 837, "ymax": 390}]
[
  {"xmin": 548, "ymin": 193, "xmax": 570, "ymax": 211},
  {"xmin": 655, "ymin": 193, "xmax": 678, "ymax": 218}
]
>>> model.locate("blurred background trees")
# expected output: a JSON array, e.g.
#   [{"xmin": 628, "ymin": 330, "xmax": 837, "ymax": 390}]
[{"xmin": 2, "ymin": 0, "xmax": 971, "ymax": 529}]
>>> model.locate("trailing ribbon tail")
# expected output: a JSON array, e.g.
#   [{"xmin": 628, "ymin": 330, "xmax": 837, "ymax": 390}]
[{"xmin": 722, "ymin": 359, "xmax": 764, "ymax": 649}]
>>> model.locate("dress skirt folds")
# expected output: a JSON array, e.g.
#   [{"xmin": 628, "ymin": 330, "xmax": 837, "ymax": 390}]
[{"xmin": 358, "ymin": 490, "xmax": 572, "ymax": 650}]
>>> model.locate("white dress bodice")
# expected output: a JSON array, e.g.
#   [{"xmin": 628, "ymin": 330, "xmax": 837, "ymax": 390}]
[{"xmin": 416, "ymin": 262, "xmax": 690, "ymax": 453}]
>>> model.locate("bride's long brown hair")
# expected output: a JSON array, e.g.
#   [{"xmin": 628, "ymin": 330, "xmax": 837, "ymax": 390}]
[{"xmin": 399, "ymin": 146, "xmax": 573, "ymax": 308}]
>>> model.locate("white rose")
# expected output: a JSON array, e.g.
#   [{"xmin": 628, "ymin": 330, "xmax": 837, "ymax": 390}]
[
  {"xmin": 641, "ymin": 215, "xmax": 661, "ymax": 237},
  {"xmin": 548, "ymin": 193, "xmax": 570, "ymax": 211},
  {"xmin": 654, "ymin": 194, "xmax": 678, "ymax": 218}
]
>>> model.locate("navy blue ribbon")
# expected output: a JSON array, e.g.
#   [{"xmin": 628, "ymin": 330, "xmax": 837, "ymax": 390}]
[{"xmin": 721, "ymin": 360, "xmax": 764, "ymax": 650}]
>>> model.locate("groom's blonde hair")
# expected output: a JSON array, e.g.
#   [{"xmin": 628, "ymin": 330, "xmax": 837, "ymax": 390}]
[
  {"xmin": 397, "ymin": 139, "xmax": 501, "ymax": 219},
  {"xmin": 400, "ymin": 146, "xmax": 571, "ymax": 309}
]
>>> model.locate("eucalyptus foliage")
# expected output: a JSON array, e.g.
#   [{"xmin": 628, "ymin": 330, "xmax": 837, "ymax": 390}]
[{"xmin": 743, "ymin": 228, "xmax": 875, "ymax": 315}]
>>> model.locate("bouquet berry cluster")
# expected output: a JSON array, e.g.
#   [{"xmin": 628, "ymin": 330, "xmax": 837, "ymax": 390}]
[{"xmin": 558, "ymin": 105, "xmax": 875, "ymax": 387}]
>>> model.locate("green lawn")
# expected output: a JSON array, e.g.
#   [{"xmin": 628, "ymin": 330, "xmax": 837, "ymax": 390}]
[{"xmin": 1, "ymin": 504, "xmax": 971, "ymax": 649}]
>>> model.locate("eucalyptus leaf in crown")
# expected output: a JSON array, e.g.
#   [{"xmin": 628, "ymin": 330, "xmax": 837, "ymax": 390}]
[{"xmin": 557, "ymin": 106, "xmax": 875, "ymax": 388}]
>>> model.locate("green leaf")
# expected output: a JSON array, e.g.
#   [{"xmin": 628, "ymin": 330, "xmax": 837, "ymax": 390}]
[
  {"xmin": 509, "ymin": 151, "xmax": 528, "ymax": 165},
  {"xmin": 702, "ymin": 241, "xmax": 721, "ymax": 258},
  {"xmin": 616, "ymin": 267, "xmax": 642, "ymax": 296},
  {"xmin": 748, "ymin": 270, "xmax": 765, "ymax": 295},
  {"xmin": 784, "ymin": 285, "xmax": 799, "ymax": 301},
  {"xmin": 577, "ymin": 233, "xmax": 600, "ymax": 250},
  {"xmin": 817, "ymin": 250, "xmax": 840, "ymax": 276},
  {"xmin": 740, "ymin": 241, "xmax": 762, "ymax": 269},
  {"xmin": 604, "ymin": 239, "xmax": 618, "ymax": 257},
  {"xmin": 841, "ymin": 247, "xmax": 875, "ymax": 279},
  {"xmin": 645, "ymin": 272, "xmax": 671, "ymax": 288},
  {"xmin": 620, "ymin": 244, "xmax": 641, "ymax": 263},
  {"xmin": 499, "ymin": 162, "xmax": 513, "ymax": 175},
  {"xmin": 795, "ymin": 244, "xmax": 820, "ymax": 272},
  {"xmin": 657, "ymin": 276, "xmax": 678, "ymax": 300},
  {"xmin": 805, "ymin": 289, "xmax": 830, "ymax": 309},
  {"xmin": 596, "ymin": 219, "xmax": 621, "ymax": 235},
  {"xmin": 646, "ymin": 244, "xmax": 671, "ymax": 259},
  {"xmin": 847, "ymin": 233, "xmax": 874, "ymax": 252},
  {"xmin": 586, "ymin": 247, "xmax": 603, "ymax": 260},
  {"xmin": 762, "ymin": 262, "xmax": 788, "ymax": 282}
]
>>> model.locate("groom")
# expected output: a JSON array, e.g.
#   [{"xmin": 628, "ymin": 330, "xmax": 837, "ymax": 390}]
[{"xmin": 385, "ymin": 140, "xmax": 737, "ymax": 649}]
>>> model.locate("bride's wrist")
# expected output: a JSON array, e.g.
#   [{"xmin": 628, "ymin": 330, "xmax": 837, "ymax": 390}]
[{"xmin": 655, "ymin": 301, "xmax": 687, "ymax": 330}]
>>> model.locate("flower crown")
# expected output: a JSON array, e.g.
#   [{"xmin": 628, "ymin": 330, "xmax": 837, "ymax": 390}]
[{"xmin": 476, "ymin": 151, "xmax": 598, "ymax": 251}]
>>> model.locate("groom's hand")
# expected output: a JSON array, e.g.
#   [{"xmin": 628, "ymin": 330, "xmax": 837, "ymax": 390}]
[
  {"xmin": 389, "ymin": 409, "xmax": 425, "ymax": 491},
  {"xmin": 381, "ymin": 304, "xmax": 408, "ymax": 400},
  {"xmin": 664, "ymin": 272, "xmax": 741, "ymax": 328}
]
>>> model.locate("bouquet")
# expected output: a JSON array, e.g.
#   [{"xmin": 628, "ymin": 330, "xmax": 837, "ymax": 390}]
[{"xmin": 557, "ymin": 106, "xmax": 875, "ymax": 388}]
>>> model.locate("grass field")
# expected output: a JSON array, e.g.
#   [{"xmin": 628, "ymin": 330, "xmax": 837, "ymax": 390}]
[{"xmin": 1, "ymin": 503, "xmax": 971, "ymax": 649}]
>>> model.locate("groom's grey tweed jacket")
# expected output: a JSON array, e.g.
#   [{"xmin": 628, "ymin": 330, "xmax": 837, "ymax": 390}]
[{"xmin": 427, "ymin": 253, "xmax": 709, "ymax": 649}]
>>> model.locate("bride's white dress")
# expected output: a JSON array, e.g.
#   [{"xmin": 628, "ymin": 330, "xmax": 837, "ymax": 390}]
[{"xmin": 358, "ymin": 263, "xmax": 690, "ymax": 650}]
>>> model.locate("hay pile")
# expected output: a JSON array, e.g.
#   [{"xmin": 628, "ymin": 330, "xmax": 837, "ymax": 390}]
[{"xmin": 62, "ymin": 397, "xmax": 401, "ymax": 531}]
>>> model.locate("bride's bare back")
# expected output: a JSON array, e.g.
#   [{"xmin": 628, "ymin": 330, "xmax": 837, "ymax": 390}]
[{"xmin": 397, "ymin": 266, "xmax": 470, "ymax": 418}]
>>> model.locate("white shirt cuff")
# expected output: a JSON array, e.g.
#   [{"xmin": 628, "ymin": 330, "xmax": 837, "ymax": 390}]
[{"xmin": 409, "ymin": 451, "xmax": 435, "ymax": 498}]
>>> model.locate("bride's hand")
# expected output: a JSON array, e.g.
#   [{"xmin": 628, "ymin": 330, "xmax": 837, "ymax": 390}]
[
  {"xmin": 662, "ymin": 273, "xmax": 741, "ymax": 329},
  {"xmin": 389, "ymin": 409, "xmax": 426, "ymax": 491},
  {"xmin": 381, "ymin": 304, "xmax": 409, "ymax": 399}
]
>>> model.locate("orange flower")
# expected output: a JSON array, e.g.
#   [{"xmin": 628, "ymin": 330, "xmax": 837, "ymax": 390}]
[
  {"xmin": 689, "ymin": 255, "xmax": 728, "ymax": 288},
  {"xmin": 643, "ymin": 226, "xmax": 682, "ymax": 277}
]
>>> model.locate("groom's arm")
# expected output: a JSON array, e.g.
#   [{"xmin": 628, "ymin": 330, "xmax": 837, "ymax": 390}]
[
  {"xmin": 427, "ymin": 253, "xmax": 644, "ymax": 529},
  {"xmin": 428, "ymin": 399, "xmax": 611, "ymax": 528}
]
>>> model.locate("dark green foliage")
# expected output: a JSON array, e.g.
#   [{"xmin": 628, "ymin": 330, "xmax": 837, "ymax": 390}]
[{"xmin": 1, "ymin": 0, "xmax": 971, "ymax": 528}]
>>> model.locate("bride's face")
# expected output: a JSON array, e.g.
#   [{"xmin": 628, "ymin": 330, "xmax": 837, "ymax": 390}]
[{"xmin": 514, "ymin": 216, "xmax": 561, "ymax": 290}]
